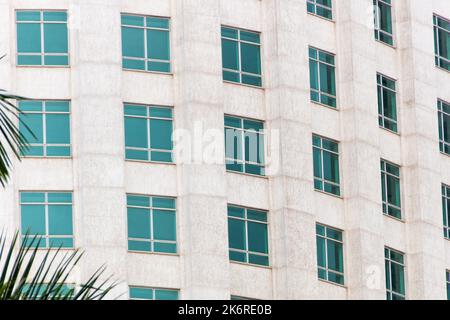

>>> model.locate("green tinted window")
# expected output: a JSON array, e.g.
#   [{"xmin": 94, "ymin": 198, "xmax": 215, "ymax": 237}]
[
  {"xmin": 127, "ymin": 195, "xmax": 177, "ymax": 254},
  {"xmin": 221, "ymin": 26, "xmax": 262, "ymax": 87},
  {"xmin": 225, "ymin": 116, "xmax": 265, "ymax": 176},
  {"xmin": 381, "ymin": 159, "xmax": 402, "ymax": 219},
  {"xmin": 19, "ymin": 101, "xmax": 71, "ymax": 157},
  {"xmin": 377, "ymin": 74, "xmax": 398, "ymax": 132},
  {"xmin": 227, "ymin": 205, "xmax": 269, "ymax": 267},
  {"xmin": 434, "ymin": 15, "xmax": 450, "ymax": 71},
  {"xmin": 316, "ymin": 223, "xmax": 344, "ymax": 285},
  {"xmin": 438, "ymin": 100, "xmax": 450, "ymax": 155},
  {"xmin": 309, "ymin": 47, "xmax": 336, "ymax": 108},
  {"xmin": 307, "ymin": 0, "xmax": 333, "ymax": 20},
  {"xmin": 16, "ymin": 10, "xmax": 68, "ymax": 66},
  {"xmin": 385, "ymin": 247, "xmax": 405, "ymax": 300},
  {"xmin": 121, "ymin": 14, "xmax": 170, "ymax": 73},
  {"xmin": 20, "ymin": 192, "xmax": 74, "ymax": 249},
  {"xmin": 312, "ymin": 135, "xmax": 340, "ymax": 196},
  {"xmin": 447, "ymin": 270, "xmax": 450, "ymax": 300},
  {"xmin": 124, "ymin": 104, "xmax": 173, "ymax": 163},
  {"xmin": 442, "ymin": 184, "xmax": 450, "ymax": 240},
  {"xmin": 129, "ymin": 287, "xmax": 179, "ymax": 300},
  {"xmin": 374, "ymin": 0, "xmax": 394, "ymax": 46}
]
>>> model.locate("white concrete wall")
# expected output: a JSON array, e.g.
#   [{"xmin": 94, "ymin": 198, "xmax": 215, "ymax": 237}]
[{"xmin": 0, "ymin": 0, "xmax": 449, "ymax": 300}]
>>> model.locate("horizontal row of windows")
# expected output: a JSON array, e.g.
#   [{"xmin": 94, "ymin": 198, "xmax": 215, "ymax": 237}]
[
  {"xmin": 14, "ymin": 9, "xmax": 450, "ymax": 80},
  {"xmin": 18, "ymin": 192, "xmax": 449, "ymax": 299}
]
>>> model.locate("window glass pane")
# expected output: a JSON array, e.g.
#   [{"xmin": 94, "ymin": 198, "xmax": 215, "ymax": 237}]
[
  {"xmin": 228, "ymin": 206, "xmax": 245, "ymax": 218},
  {"xmin": 241, "ymin": 43, "xmax": 261, "ymax": 75},
  {"xmin": 48, "ymin": 193, "xmax": 72, "ymax": 203},
  {"xmin": 153, "ymin": 210, "xmax": 176, "ymax": 241},
  {"xmin": 323, "ymin": 151, "xmax": 339, "ymax": 184},
  {"xmin": 43, "ymin": 11, "xmax": 67, "ymax": 22},
  {"xmin": 155, "ymin": 290, "xmax": 178, "ymax": 300},
  {"xmin": 17, "ymin": 23, "xmax": 41, "ymax": 53},
  {"xmin": 146, "ymin": 17, "xmax": 169, "ymax": 29},
  {"xmin": 46, "ymin": 101, "xmax": 70, "ymax": 112},
  {"xmin": 43, "ymin": 23, "xmax": 68, "ymax": 53},
  {"xmin": 221, "ymin": 27, "xmax": 238, "ymax": 39},
  {"xmin": 153, "ymin": 197, "xmax": 175, "ymax": 209},
  {"xmin": 327, "ymin": 239, "xmax": 343, "ymax": 273},
  {"xmin": 319, "ymin": 63, "xmax": 335, "ymax": 95},
  {"xmin": 122, "ymin": 27, "xmax": 145, "ymax": 58},
  {"xmin": 21, "ymin": 192, "xmax": 45, "ymax": 203},
  {"xmin": 21, "ymin": 205, "xmax": 46, "ymax": 235},
  {"xmin": 46, "ymin": 114, "xmax": 70, "ymax": 144},
  {"xmin": 150, "ymin": 119, "xmax": 172, "ymax": 150},
  {"xmin": 44, "ymin": 55, "xmax": 69, "ymax": 66},
  {"xmin": 247, "ymin": 221, "xmax": 268, "ymax": 254},
  {"xmin": 222, "ymin": 39, "xmax": 239, "ymax": 71},
  {"xmin": 149, "ymin": 107, "xmax": 172, "ymax": 119},
  {"xmin": 48, "ymin": 205, "xmax": 73, "ymax": 236},
  {"xmin": 17, "ymin": 11, "xmax": 40, "ymax": 21},
  {"xmin": 130, "ymin": 287, "xmax": 153, "ymax": 300},
  {"xmin": 316, "ymin": 236, "xmax": 326, "ymax": 268},
  {"xmin": 386, "ymin": 175, "xmax": 401, "ymax": 207},
  {"xmin": 228, "ymin": 218, "xmax": 246, "ymax": 251},
  {"xmin": 390, "ymin": 263, "xmax": 405, "ymax": 295},
  {"xmin": 125, "ymin": 117, "xmax": 148, "ymax": 148},
  {"xmin": 127, "ymin": 195, "xmax": 150, "ymax": 207},
  {"xmin": 127, "ymin": 208, "xmax": 150, "ymax": 239},
  {"xmin": 225, "ymin": 128, "xmax": 243, "ymax": 161},
  {"xmin": 309, "ymin": 60, "xmax": 319, "ymax": 90},
  {"xmin": 20, "ymin": 113, "xmax": 43, "ymax": 144},
  {"xmin": 147, "ymin": 29, "xmax": 170, "ymax": 60},
  {"xmin": 240, "ymin": 31, "xmax": 260, "ymax": 44}
]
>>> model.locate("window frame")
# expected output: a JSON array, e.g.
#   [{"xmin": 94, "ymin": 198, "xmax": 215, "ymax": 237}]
[
  {"xmin": 224, "ymin": 115, "xmax": 266, "ymax": 177},
  {"xmin": 128, "ymin": 286, "xmax": 179, "ymax": 300},
  {"xmin": 385, "ymin": 247, "xmax": 406, "ymax": 300},
  {"xmin": 227, "ymin": 204, "xmax": 270, "ymax": 268},
  {"xmin": 18, "ymin": 100, "xmax": 72, "ymax": 158},
  {"xmin": 377, "ymin": 73, "xmax": 399, "ymax": 133},
  {"xmin": 380, "ymin": 159, "xmax": 402, "ymax": 220},
  {"xmin": 306, "ymin": 0, "xmax": 334, "ymax": 21},
  {"xmin": 438, "ymin": 99, "xmax": 450, "ymax": 156},
  {"xmin": 446, "ymin": 270, "xmax": 450, "ymax": 300},
  {"xmin": 123, "ymin": 103, "xmax": 174, "ymax": 164},
  {"xmin": 19, "ymin": 191, "xmax": 75, "ymax": 249},
  {"xmin": 433, "ymin": 14, "xmax": 450, "ymax": 72},
  {"xmin": 443, "ymin": 184, "xmax": 450, "ymax": 240},
  {"xmin": 373, "ymin": 0, "xmax": 395, "ymax": 47},
  {"xmin": 308, "ymin": 46, "xmax": 338, "ymax": 109},
  {"xmin": 316, "ymin": 223, "xmax": 345, "ymax": 286},
  {"xmin": 120, "ymin": 13, "xmax": 172, "ymax": 74},
  {"xmin": 126, "ymin": 193, "xmax": 177, "ymax": 255},
  {"xmin": 221, "ymin": 25, "xmax": 263, "ymax": 88},
  {"xmin": 312, "ymin": 134, "xmax": 341, "ymax": 197},
  {"xmin": 15, "ymin": 9, "xmax": 70, "ymax": 67}
]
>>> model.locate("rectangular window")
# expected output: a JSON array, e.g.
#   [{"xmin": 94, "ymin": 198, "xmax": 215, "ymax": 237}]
[
  {"xmin": 385, "ymin": 247, "xmax": 405, "ymax": 300},
  {"xmin": 443, "ymin": 184, "xmax": 450, "ymax": 240},
  {"xmin": 127, "ymin": 194, "xmax": 177, "ymax": 254},
  {"xmin": 19, "ymin": 100, "xmax": 71, "ymax": 157},
  {"xmin": 447, "ymin": 270, "xmax": 450, "ymax": 300},
  {"xmin": 434, "ymin": 15, "xmax": 450, "ymax": 71},
  {"xmin": 129, "ymin": 287, "xmax": 179, "ymax": 300},
  {"xmin": 228, "ymin": 205, "xmax": 269, "ymax": 267},
  {"xmin": 374, "ymin": 0, "xmax": 394, "ymax": 46},
  {"xmin": 316, "ymin": 224, "xmax": 344, "ymax": 285},
  {"xmin": 312, "ymin": 135, "xmax": 340, "ymax": 196},
  {"xmin": 20, "ymin": 192, "xmax": 74, "ymax": 249},
  {"xmin": 224, "ymin": 116, "xmax": 265, "ymax": 176},
  {"xmin": 21, "ymin": 283, "xmax": 74, "ymax": 299},
  {"xmin": 221, "ymin": 26, "xmax": 262, "ymax": 87},
  {"xmin": 124, "ymin": 104, "xmax": 173, "ymax": 163},
  {"xmin": 377, "ymin": 74, "xmax": 398, "ymax": 132},
  {"xmin": 121, "ymin": 14, "xmax": 171, "ymax": 73},
  {"xmin": 438, "ymin": 99, "xmax": 450, "ymax": 155},
  {"xmin": 309, "ymin": 47, "xmax": 336, "ymax": 108},
  {"xmin": 16, "ymin": 10, "xmax": 69, "ymax": 66},
  {"xmin": 307, "ymin": 0, "xmax": 332, "ymax": 20},
  {"xmin": 381, "ymin": 160, "xmax": 401, "ymax": 219}
]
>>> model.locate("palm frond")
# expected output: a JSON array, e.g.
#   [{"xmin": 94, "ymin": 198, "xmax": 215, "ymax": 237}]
[{"xmin": 0, "ymin": 232, "xmax": 118, "ymax": 300}]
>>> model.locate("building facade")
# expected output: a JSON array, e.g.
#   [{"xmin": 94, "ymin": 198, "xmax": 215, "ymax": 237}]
[{"xmin": 0, "ymin": 0, "xmax": 449, "ymax": 300}]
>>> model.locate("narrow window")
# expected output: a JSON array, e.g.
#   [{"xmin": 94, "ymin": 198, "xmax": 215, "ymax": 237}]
[
  {"xmin": 19, "ymin": 101, "xmax": 71, "ymax": 157},
  {"xmin": 224, "ymin": 116, "xmax": 265, "ymax": 176},
  {"xmin": 374, "ymin": 0, "xmax": 394, "ymax": 46},
  {"xmin": 127, "ymin": 194, "xmax": 177, "ymax": 254},
  {"xmin": 124, "ymin": 104, "xmax": 173, "ymax": 163},
  {"xmin": 377, "ymin": 74, "xmax": 398, "ymax": 132},
  {"xmin": 121, "ymin": 14, "xmax": 171, "ymax": 73},
  {"xmin": 221, "ymin": 26, "xmax": 262, "ymax": 87},
  {"xmin": 434, "ymin": 14, "xmax": 450, "ymax": 71},
  {"xmin": 307, "ymin": 0, "xmax": 333, "ymax": 20},
  {"xmin": 16, "ymin": 10, "xmax": 69, "ymax": 66},
  {"xmin": 443, "ymin": 184, "xmax": 450, "ymax": 240},
  {"xmin": 129, "ymin": 287, "xmax": 179, "ymax": 300},
  {"xmin": 380, "ymin": 159, "xmax": 402, "ymax": 219},
  {"xmin": 228, "ymin": 205, "xmax": 269, "ymax": 267},
  {"xmin": 316, "ymin": 223, "xmax": 344, "ymax": 285},
  {"xmin": 309, "ymin": 47, "xmax": 337, "ymax": 108},
  {"xmin": 385, "ymin": 247, "xmax": 406, "ymax": 300},
  {"xmin": 446, "ymin": 270, "xmax": 450, "ymax": 300},
  {"xmin": 20, "ymin": 192, "xmax": 74, "ymax": 248},
  {"xmin": 438, "ymin": 99, "xmax": 450, "ymax": 155},
  {"xmin": 312, "ymin": 135, "xmax": 340, "ymax": 196}
]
